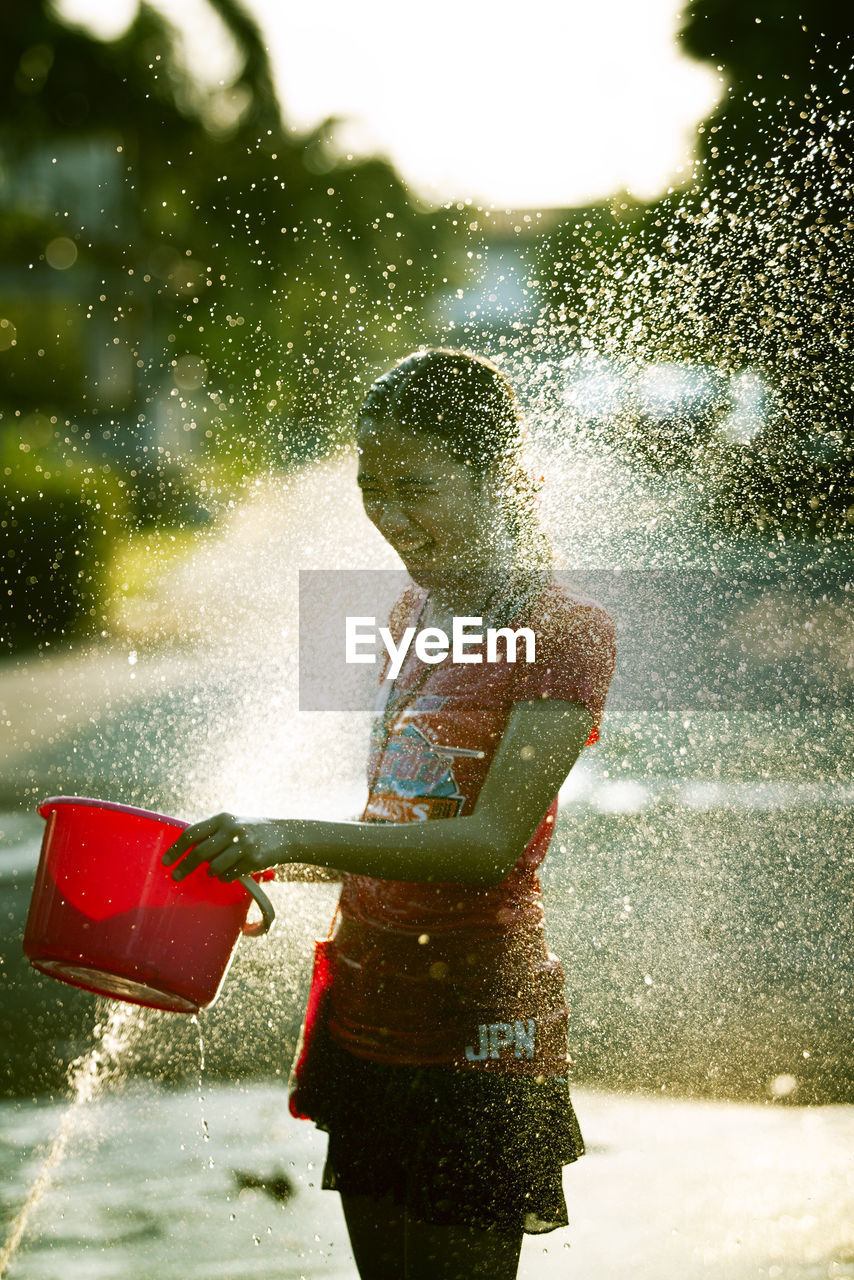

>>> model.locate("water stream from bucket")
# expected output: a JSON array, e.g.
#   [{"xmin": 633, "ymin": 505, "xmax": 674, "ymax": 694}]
[
  {"xmin": 0, "ymin": 1003, "xmax": 139, "ymax": 1279},
  {"xmin": 190, "ymin": 1014, "xmax": 213, "ymax": 1164}
]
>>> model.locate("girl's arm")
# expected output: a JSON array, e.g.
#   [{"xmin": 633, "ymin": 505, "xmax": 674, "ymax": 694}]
[{"xmin": 162, "ymin": 701, "xmax": 593, "ymax": 888}]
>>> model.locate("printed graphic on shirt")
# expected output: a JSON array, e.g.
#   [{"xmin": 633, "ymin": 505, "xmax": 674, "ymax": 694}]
[
  {"xmin": 464, "ymin": 1019, "xmax": 537, "ymax": 1061},
  {"xmin": 364, "ymin": 720, "xmax": 466, "ymax": 823},
  {"xmin": 371, "ymin": 686, "xmax": 449, "ymax": 731}
]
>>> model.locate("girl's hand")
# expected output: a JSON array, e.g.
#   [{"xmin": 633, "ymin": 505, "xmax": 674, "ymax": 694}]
[{"xmin": 161, "ymin": 813, "xmax": 289, "ymax": 883}]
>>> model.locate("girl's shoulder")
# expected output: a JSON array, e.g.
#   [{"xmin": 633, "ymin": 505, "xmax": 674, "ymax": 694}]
[
  {"xmin": 530, "ymin": 578, "xmax": 615, "ymax": 644},
  {"xmin": 512, "ymin": 579, "xmax": 616, "ymax": 734}
]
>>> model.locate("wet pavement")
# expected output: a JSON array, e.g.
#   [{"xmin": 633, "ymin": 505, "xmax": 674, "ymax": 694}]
[{"xmin": 2, "ymin": 1079, "xmax": 853, "ymax": 1279}]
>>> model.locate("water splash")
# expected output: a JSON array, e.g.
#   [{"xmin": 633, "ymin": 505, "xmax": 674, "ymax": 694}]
[
  {"xmin": 431, "ymin": 70, "xmax": 853, "ymax": 552},
  {"xmin": 0, "ymin": 1002, "xmax": 138, "ymax": 1278},
  {"xmin": 190, "ymin": 1013, "xmax": 213, "ymax": 1164}
]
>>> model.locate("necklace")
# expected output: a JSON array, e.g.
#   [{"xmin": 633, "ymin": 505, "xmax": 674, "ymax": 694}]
[
  {"xmin": 377, "ymin": 564, "xmax": 550, "ymax": 740},
  {"xmin": 365, "ymin": 566, "xmax": 551, "ymax": 807},
  {"xmin": 375, "ymin": 592, "xmax": 433, "ymax": 739}
]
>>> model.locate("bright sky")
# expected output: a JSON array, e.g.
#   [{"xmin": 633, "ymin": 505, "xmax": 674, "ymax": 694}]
[{"xmin": 56, "ymin": 0, "xmax": 723, "ymax": 208}]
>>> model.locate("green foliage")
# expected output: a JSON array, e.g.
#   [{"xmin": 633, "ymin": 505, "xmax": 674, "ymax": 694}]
[
  {"xmin": 679, "ymin": 2, "xmax": 853, "ymax": 136},
  {"xmin": 0, "ymin": 426, "xmax": 129, "ymax": 650},
  {"xmin": 0, "ymin": 0, "xmax": 466, "ymax": 646},
  {"xmin": 0, "ymin": 0, "xmax": 463, "ymax": 461}
]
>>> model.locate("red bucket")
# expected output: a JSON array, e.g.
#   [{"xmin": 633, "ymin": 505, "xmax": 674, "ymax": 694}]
[{"xmin": 23, "ymin": 796, "xmax": 276, "ymax": 1015}]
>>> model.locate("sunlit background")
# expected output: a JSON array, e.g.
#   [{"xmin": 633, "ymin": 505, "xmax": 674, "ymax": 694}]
[
  {"xmin": 56, "ymin": 0, "xmax": 724, "ymax": 207},
  {"xmin": 1, "ymin": 1, "xmax": 853, "ymax": 1277}
]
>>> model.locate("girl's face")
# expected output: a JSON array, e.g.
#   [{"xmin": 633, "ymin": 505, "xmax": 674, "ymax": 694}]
[{"xmin": 356, "ymin": 420, "xmax": 510, "ymax": 593}]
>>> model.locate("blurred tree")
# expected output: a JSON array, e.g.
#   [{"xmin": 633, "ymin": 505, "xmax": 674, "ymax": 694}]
[
  {"xmin": 0, "ymin": 0, "xmax": 462, "ymax": 453},
  {"xmin": 0, "ymin": 0, "xmax": 463, "ymax": 646},
  {"xmin": 533, "ymin": 2, "xmax": 853, "ymax": 534},
  {"xmin": 679, "ymin": 1, "xmax": 853, "ymax": 180},
  {"xmin": 675, "ymin": 1, "xmax": 854, "ymax": 532}
]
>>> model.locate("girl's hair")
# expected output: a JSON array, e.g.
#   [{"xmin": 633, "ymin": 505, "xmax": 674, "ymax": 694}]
[{"xmin": 358, "ymin": 348, "xmax": 549, "ymax": 566}]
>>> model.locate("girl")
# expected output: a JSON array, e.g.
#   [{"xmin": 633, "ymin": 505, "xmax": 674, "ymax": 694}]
[{"xmin": 163, "ymin": 349, "xmax": 616, "ymax": 1280}]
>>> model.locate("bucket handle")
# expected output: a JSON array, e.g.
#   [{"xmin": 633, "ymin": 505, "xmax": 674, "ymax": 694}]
[{"xmin": 238, "ymin": 876, "xmax": 276, "ymax": 937}]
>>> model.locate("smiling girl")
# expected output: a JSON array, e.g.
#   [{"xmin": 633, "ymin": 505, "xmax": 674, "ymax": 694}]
[{"xmin": 163, "ymin": 349, "xmax": 616, "ymax": 1279}]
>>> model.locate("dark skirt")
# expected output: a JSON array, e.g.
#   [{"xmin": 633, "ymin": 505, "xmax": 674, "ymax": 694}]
[{"xmin": 302, "ymin": 1033, "xmax": 585, "ymax": 1235}]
